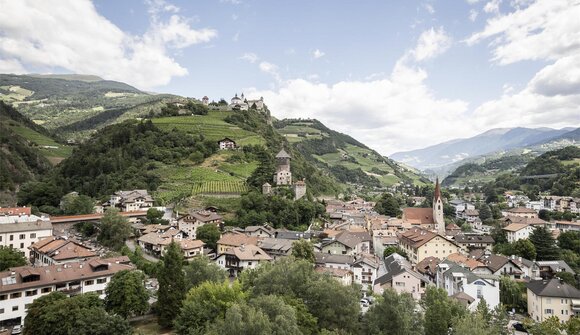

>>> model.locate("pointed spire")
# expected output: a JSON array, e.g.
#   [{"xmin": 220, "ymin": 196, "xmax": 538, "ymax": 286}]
[{"xmin": 434, "ymin": 177, "xmax": 441, "ymax": 201}]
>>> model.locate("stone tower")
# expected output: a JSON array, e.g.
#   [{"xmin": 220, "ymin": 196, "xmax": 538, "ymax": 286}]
[
  {"xmin": 433, "ymin": 177, "xmax": 445, "ymax": 235},
  {"xmin": 274, "ymin": 149, "xmax": 292, "ymax": 185},
  {"xmin": 262, "ymin": 182, "xmax": 272, "ymax": 195},
  {"xmin": 293, "ymin": 179, "xmax": 306, "ymax": 200}
]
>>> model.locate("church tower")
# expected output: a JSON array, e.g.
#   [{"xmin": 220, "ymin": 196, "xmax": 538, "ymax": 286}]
[{"xmin": 433, "ymin": 177, "xmax": 445, "ymax": 235}]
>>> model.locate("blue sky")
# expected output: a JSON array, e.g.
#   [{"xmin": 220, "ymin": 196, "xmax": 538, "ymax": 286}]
[{"xmin": 0, "ymin": 0, "xmax": 578, "ymax": 155}]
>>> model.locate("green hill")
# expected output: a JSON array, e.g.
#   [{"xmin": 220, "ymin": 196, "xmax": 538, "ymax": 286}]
[
  {"xmin": 442, "ymin": 154, "xmax": 535, "ymax": 187},
  {"xmin": 275, "ymin": 119, "xmax": 428, "ymax": 188},
  {"xmin": 0, "ymin": 74, "xmax": 178, "ymax": 140},
  {"xmin": 0, "ymin": 102, "xmax": 63, "ymax": 204}
]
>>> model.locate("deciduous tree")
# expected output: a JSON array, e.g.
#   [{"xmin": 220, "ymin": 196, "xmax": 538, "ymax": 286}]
[
  {"xmin": 291, "ymin": 239, "xmax": 315, "ymax": 262},
  {"xmin": 184, "ymin": 255, "xmax": 227, "ymax": 289},
  {"xmin": 0, "ymin": 246, "xmax": 26, "ymax": 271},
  {"xmin": 196, "ymin": 224, "xmax": 221, "ymax": 250},
  {"xmin": 363, "ymin": 289, "xmax": 423, "ymax": 335},
  {"xmin": 97, "ymin": 208, "xmax": 131, "ymax": 251},
  {"xmin": 105, "ymin": 270, "xmax": 149, "ymax": 318}
]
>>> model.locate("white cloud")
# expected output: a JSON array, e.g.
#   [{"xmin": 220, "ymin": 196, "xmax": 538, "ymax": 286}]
[
  {"xmin": 483, "ymin": 0, "xmax": 502, "ymax": 14},
  {"xmin": 423, "ymin": 3, "xmax": 435, "ymax": 14},
  {"xmin": 469, "ymin": 9, "xmax": 479, "ymax": 21},
  {"xmin": 258, "ymin": 61, "xmax": 281, "ymax": 83},
  {"xmin": 0, "ymin": 0, "xmax": 217, "ymax": 90},
  {"xmin": 240, "ymin": 52, "xmax": 259, "ymax": 63},
  {"xmin": 411, "ymin": 27, "xmax": 452, "ymax": 61},
  {"xmin": 313, "ymin": 49, "xmax": 326, "ymax": 59},
  {"xmin": 466, "ymin": 0, "xmax": 481, "ymax": 4}
]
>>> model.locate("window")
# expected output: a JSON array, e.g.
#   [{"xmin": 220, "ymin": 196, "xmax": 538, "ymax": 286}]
[
  {"xmin": 477, "ymin": 287, "xmax": 483, "ymax": 299},
  {"xmin": 10, "ymin": 292, "xmax": 21, "ymax": 298},
  {"xmin": 19, "ymin": 234, "xmax": 25, "ymax": 240},
  {"xmin": 25, "ymin": 290, "xmax": 37, "ymax": 297},
  {"xmin": 85, "ymin": 280, "xmax": 94, "ymax": 286},
  {"xmin": 9, "ymin": 235, "xmax": 13, "ymax": 241},
  {"xmin": 12, "ymin": 306, "xmax": 18, "ymax": 311},
  {"xmin": 0, "ymin": 308, "xmax": 4, "ymax": 314},
  {"xmin": 545, "ymin": 309, "xmax": 553, "ymax": 314},
  {"xmin": 395, "ymin": 282, "xmax": 405, "ymax": 287},
  {"xmin": 0, "ymin": 294, "xmax": 6, "ymax": 300},
  {"xmin": 97, "ymin": 278, "xmax": 107, "ymax": 284},
  {"xmin": 41, "ymin": 287, "xmax": 52, "ymax": 293},
  {"xmin": 30, "ymin": 233, "xmax": 36, "ymax": 238},
  {"xmin": 248, "ymin": 262, "xmax": 252, "ymax": 266},
  {"xmin": 0, "ymin": 236, "xmax": 2, "ymax": 242},
  {"xmin": 20, "ymin": 243, "xmax": 24, "ymax": 249}
]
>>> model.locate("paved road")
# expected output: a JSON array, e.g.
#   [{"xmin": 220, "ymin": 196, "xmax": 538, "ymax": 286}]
[{"xmin": 125, "ymin": 239, "xmax": 159, "ymax": 263}]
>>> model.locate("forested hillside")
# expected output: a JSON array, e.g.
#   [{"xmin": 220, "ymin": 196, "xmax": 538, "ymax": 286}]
[
  {"xmin": 275, "ymin": 118, "xmax": 428, "ymax": 189},
  {"xmin": 442, "ymin": 154, "xmax": 534, "ymax": 187},
  {"xmin": 0, "ymin": 102, "xmax": 55, "ymax": 204}
]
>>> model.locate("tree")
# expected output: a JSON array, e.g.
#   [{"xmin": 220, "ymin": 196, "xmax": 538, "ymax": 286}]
[
  {"xmin": 499, "ymin": 276, "xmax": 524, "ymax": 311},
  {"xmin": 291, "ymin": 239, "xmax": 315, "ymax": 262},
  {"xmin": 97, "ymin": 208, "xmax": 131, "ymax": 251},
  {"xmin": 554, "ymin": 272, "xmax": 578, "ymax": 289},
  {"xmin": 529, "ymin": 226, "xmax": 561, "ymax": 260},
  {"xmin": 174, "ymin": 281, "xmax": 245, "ymax": 335},
  {"xmin": 184, "ymin": 255, "xmax": 227, "ymax": 289},
  {"xmin": 383, "ymin": 246, "xmax": 408, "ymax": 259},
  {"xmin": 24, "ymin": 292, "xmax": 131, "ymax": 335},
  {"xmin": 525, "ymin": 316, "xmax": 565, "ymax": 335},
  {"xmin": 61, "ymin": 193, "xmax": 95, "ymax": 215},
  {"xmin": 479, "ymin": 204, "xmax": 492, "ymax": 222},
  {"xmin": 145, "ymin": 207, "xmax": 167, "ymax": 225},
  {"xmin": 512, "ymin": 239, "xmax": 537, "ymax": 260},
  {"xmin": 104, "ymin": 270, "xmax": 149, "ymax": 318},
  {"xmin": 207, "ymin": 303, "xmax": 274, "ymax": 335},
  {"xmin": 374, "ymin": 193, "xmax": 402, "ymax": 217},
  {"xmin": 558, "ymin": 231, "xmax": 580, "ymax": 252},
  {"xmin": 0, "ymin": 246, "xmax": 26, "ymax": 271},
  {"xmin": 157, "ymin": 241, "xmax": 186, "ymax": 329},
  {"xmin": 363, "ymin": 289, "xmax": 423, "ymax": 335},
  {"xmin": 490, "ymin": 222, "xmax": 508, "ymax": 245},
  {"xmin": 422, "ymin": 287, "xmax": 467, "ymax": 335},
  {"xmin": 196, "ymin": 224, "xmax": 221, "ymax": 250}
]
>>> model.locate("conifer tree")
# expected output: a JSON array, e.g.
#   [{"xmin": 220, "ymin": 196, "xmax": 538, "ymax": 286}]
[
  {"xmin": 529, "ymin": 226, "xmax": 560, "ymax": 260},
  {"xmin": 157, "ymin": 241, "xmax": 186, "ymax": 328}
]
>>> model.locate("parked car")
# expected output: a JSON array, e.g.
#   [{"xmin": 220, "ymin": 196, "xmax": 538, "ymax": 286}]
[
  {"xmin": 512, "ymin": 323, "xmax": 528, "ymax": 333},
  {"xmin": 11, "ymin": 325, "xmax": 22, "ymax": 335},
  {"xmin": 360, "ymin": 299, "xmax": 369, "ymax": 307}
]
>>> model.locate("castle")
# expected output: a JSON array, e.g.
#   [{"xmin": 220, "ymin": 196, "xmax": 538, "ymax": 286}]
[
  {"xmin": 229, "ymin": 93, "xmax": 265, "ymax": 111},
  {"xmin": 263, "ymin": 149, "xmax": 306, "ymax": 200}
]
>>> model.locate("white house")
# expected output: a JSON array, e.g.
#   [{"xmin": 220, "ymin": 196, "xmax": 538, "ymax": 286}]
[
  {"xmin": 105, "ymin": 190, "xmax": 154, "ymax": 212},
  {"xmin": 177, "ymin": 210, "xmax": 223, "ymax": 239},
  {"xmin": 503, "ymin": 223, "xmax": 535, "ymax": 243},
  {"xmin": 215, "ymin": 244, "xmax": 272, "ymax": 277},
  {"xmin": 217, "ymin": 138, "xmax": 237, "ymax": 150},
  {"xmin": 374, "ymin": 253, "xmax": 428, "ymax": 300},
  {"xmin": 0, "ymin": 257, "xmax": 132, "ymax": 326},
  {"xmin": 0, "ymin": 215, "xmax": 53, "ymax": 258},
  {"xmin": 351, "ymin": 254, "xmax": 381, "ymax": 291}
]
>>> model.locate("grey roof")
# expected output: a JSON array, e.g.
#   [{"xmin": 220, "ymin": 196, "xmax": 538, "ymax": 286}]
[
  {"xmin": 454, "ymin": 234, "xmax": 495, "ymax": 244},
  {"xmin": 314, "ymin": 252, "xmax": 355, "ymax": 265},
  {"xmin": 258, "ymin": 238, "xmax": 293, "ymax": 253},
  {"xmin": 275, "ymin": 231, "xmax": 311, "ymax": 240},
  {"xmin": 275, "ymin": 149, "xmax": 291, "ymax": 159},
  {"xmin": 376, "ymin": 253, "xmax": 427, "ymax": 285},
  {"xmin": 440, "ymin": 260, "xmax": 496, "ymax": 285},
  {"xmin": 536, "ymin": 260, "xmax": 574, "ymax": 274},
  {"xmin": 526, "ymin": 279, "xmax": 580, "ymax": 298},
  {"xmin": 0, "ymin": 220, "xmax": 52, "ymax": 233}
]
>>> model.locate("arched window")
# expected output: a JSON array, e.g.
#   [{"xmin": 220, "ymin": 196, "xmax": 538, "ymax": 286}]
[{"xmin": 438, "ymin": 205, "xmax": 441, "ymax": 210}]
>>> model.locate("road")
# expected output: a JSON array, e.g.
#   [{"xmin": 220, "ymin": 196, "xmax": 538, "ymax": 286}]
[{"xmin": 125, "ymin": 239, "xmax": 159, "ymax": 263}]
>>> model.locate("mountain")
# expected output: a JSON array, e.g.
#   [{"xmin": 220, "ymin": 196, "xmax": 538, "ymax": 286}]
[
  {"xmin": 0, "ymin": 74, "xmax": 178, "ymax": 140},
  {"xmin": 275, "ymin": 119, "xmax": 428, "ymax": 188},
  {"xmin": 391, "ymin": 127, "xmax": 577, "ymax": 171},
  {"xmin": 0, "ymin": 101, "xmax": 60, "ymax": 204}
]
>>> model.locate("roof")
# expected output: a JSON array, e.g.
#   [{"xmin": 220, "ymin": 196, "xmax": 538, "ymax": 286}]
[
  {"xmin": 416, "ymin": 256, "xmax": 440, "ymax": 276},
  {"xmin": 0, "ymin": 207, "xmax": 31, "ymax": 216},
  {"xmin": 464, "ymin": 209, "xmax": 479, "ymax": 216},
  {"xmin": 353, "ymin": 253, "xmax": 380, "ymax": 269},
  {"xmin": 29, "ymin": 237, "xmax": 96, "ymax": 261},
  {"xmin": 315, "ymin": 267, "xmax": 352, "ymax": 278},
  {"xmin": 536, "ymin": 260, "xmax": 574, "ymax": 273},
  {"xmin": 0, "ymin": 220, "xmax": 52, "ymax": 233},
  {"xmin": 114, "ymin": 190, "xmax": 153, "ymax": 203},
  {"xmin": 452, "ymin": 292, "xmax": 475, "ymax": 307},
  {"xmin": 526, "ymin": 279, "xmax": 580, "ymax": 298},
  {"xmin": 506, "ymin": 207, "xmax": 537, "ymax": 214},
  {"xmin": 446, "ymin": 253, "xmax": 484, "ymax": 270},
  {"xmin": 275, "ymin": 149, "xmax": 291, "ymax": 159},
  {"xmin": 179, "ymin": 239, "xmax": 205, "ymax": 250},
  {"xmin": 314, "ymin": 252, "xmax": 355, "ymax": 265},
  {"xmin": 434, "ymin": 178, "xmax": 442, "ymax": 201},
  {"xmin": 398, "ymin": 228, "xmax": 438, "ymax": 248},
  {"xmin": 223, "ymin": 244, "xmax": 272, "ymax": 261},
  {"xmin": 275, "ymin": 230, "xmax": 311, "ymax": 240},
  {"xmin": 446, "ymin": 223, "xmax": 461, "ymax": 230},
  {"xmin": 376, "ymin": 253, "xmax": 427, "ymax": 285},
  {"xmin": 217, "ymin": 232, "xmax": 259, "ymax": 247},
  {"xmin": 454, "ymin": 234, "xmax": 495, "ymax": 244},
  {"xmin": 181, "ymin": 210, "xmax": 223, "ymax": 223},
  {"xmin": 137, "ymin": 228, "xmax": 182, "ymax": 246},
  {"xmin": 324, "ymin": 231, "xmax": 363, "ymax": 249},
  {"xmin": 257, "ymin": 238, "xmax": 293, "ymax": 253},
  {"xmin": 218, "ymin": 137, "xmax": 236, "ymax": 143},
  {"xmin": 479, "ymin": 254, "xmax": 517, "ymax": 273},
  {"xmin": 0, "ymin": 257, "xmax": 133, "ymax": 294},
  {"xmin": 503, "ymin": 223, "xmax": 531, "ymax": 232},
  {"xmin": 503, "ymin": 216, "xmax": 547, "ymax": 225},
  {"xmin": 402, "ymin": 208, "xmax": 434, "ymax": 225}
]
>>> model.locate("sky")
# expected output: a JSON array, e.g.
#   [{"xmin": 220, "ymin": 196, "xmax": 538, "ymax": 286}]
[{"xmin": 0, "ymin": 0, "xmax": 579, "ymax": 155}]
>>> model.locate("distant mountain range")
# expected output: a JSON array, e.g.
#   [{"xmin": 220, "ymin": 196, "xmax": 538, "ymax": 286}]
[{"xmin": 391, "ymin": 127, "xmax": 579, "ymax": 171}]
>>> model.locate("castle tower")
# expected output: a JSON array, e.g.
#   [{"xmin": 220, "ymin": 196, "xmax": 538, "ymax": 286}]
[
  {"xmin": 274, "ymin": 149, "xmax": 292, "ymax": 185},
  {"xmin": 262, "ymin": 182, "xmax": 272, "ymax": 195},
  {"xmin": 293, "ymin": 179, "xmax": 306, "ymax": 200},
  {"xmin": 433, "ymin": 177, "xmax": 445, "ymax": 235}
]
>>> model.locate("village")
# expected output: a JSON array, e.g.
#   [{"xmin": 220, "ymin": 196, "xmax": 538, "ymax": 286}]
[{"xmin": 1, "ymin": 144, "xmax": 579, "ymax": 333}]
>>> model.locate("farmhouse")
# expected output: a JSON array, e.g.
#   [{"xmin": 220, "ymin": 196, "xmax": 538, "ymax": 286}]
[
  {"xmin": 217, "ymin": 137, "xmax": 237, "ymax": 150},
  {"xmin": 177, "ymin": 210, "xmax": 223, "ymax": 239}
]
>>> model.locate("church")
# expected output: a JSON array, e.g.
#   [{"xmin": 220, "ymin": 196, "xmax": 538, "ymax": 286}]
[
  {"xmin": 401, "ymin": 178, "xmax": 445, "ymax": 235},
  {"xmin": 228, "ymin": 93, "xmax": 265, "ymax": 111}
]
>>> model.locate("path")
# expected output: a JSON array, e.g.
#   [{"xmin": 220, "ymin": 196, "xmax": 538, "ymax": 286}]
[{"xmin": 125, "ymin": 239, "xmax": 159, "ymax": 263}]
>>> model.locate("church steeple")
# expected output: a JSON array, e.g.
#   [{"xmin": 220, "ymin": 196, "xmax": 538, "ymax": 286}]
[{"xmin": 433, "ymin": 177, "xmax": 445, "ymax": 235}]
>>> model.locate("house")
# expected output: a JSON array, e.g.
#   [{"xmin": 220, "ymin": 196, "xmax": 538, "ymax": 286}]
[
  {"xmin": 373, "ymin": 253, "xmax": 428, "ymax": 300},
  {"xmin": 274, "ymin": 230, "xmax": 312, "ymax": 240},
  {"xmin": 257, "ymin": 237, "xmax": 293, "ymax": 259},
  {"xmin": 138, "ymin": 228, "xmax": 204, "ymax": 259},
  {"xmin": 453, "ymin": 234, "xmax": 494, "ymax": 252},
  {"xmin": 415, "ymin": 256, "xmax": 440, "ymax": 283},
  {"xmin": 321, "ymin": 231, "xmax": 369, "ymax": 255},
  {"xmin": 449, "ymin": 200, "xmax": 475, "ymax": 218},
  {"xmin": 476, "ymin": 253, "xmax": 524, "ymax": 280},
  {"xmin": 0, "ymin": 215, "xmax": 53, "ymax": 258},
  {"xmin": 501, "ymin": 207, "xmax": 538, "ymax": 219},
  {"xmin": 536, "ymin": 260, "xmax": 574, "ymax": 279},
  {"xmin": 554, "ymin": 220, "xmax": 580, "ymax": 232},
  {"xmin": 314, "ymin": 252, "xmax": 356, "ymax": 271},
  {"xmin": 244, "ymin": 225, "xmax": 275, "ymax": 238},
  {"xmin": 29, "ymin": 237, "xmax": 96, "ymax": 265},
  {"xmin": 436, "ymin": 260, "xmax": 500, "ymax": 311},
  {"xmin": 315, "ymin": 267, "xmax": 353, "ymax": 286},
  {"xmin": 177, "ymin": 210, "xmax": 223, "ymax": 239},
  {"xmin": 445, "ymin": 223, "xmax": 462, "ymax": 237},
  {"xmin": 0, "ymin": 257, "xmax": 133, "ymax": 326},
  {"xmin": 460, "ymin": 209, "xmax": 480, "ymax": 222},
  {"xmin": 526, "ymin": 278, "xmax": 580, "ymax": 322},
  {"xmin": 351, "ymin": 253, "xmax": 381, "ymax": 291},
  {"xmin": 503, "ymin": 223, "xmax": 535, "ymax": 243},
  {"xmin": 215, "ymin": 244, "xmax": 272, "ymax": 277},
  {"xmin": 398, "ymin": 228, "xmax": 460, "ymax": 264},
  {"xmin": 216, "ymin": 232, "xmax": 259, "ymax": 254},
  {"xmin": 510, "ymin": 255, "xmax": 538, "ymax": 279},
  {"xmin": 105, "ymin": 190, "xmax": 154, "ymax": 212},
  {"xmin": 217, "ymin": 137, "xmax": 237, "ymax": 150},
  {"xmin": 178, "ymin": 239, "xmax": 206, "ymax": 259}
]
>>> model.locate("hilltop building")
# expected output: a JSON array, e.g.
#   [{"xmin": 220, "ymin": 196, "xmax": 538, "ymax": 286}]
[
  {"xmin": 229, "ymin": 93, "xmax": 265, "ymax": 111},
  {"xmin": 264, "ymin": 149, "xmax": 307, "ymax": 200}
]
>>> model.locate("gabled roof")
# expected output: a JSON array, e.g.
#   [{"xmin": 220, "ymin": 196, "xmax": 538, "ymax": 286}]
[
  {"xmin": 324, "ymin": 231, "xmax": 363, "ymax": 249},
  {"xmin": 536, "ymin": 260, "xmax": 574, "ymax": 273},
  {"xmin": 223, "ymin": 244, "xmax": 272, "ymax": 261},
  {"xmin": 275, "ymin": 149, "xmax": 291, "ymax": 159},
  {"xmin": 416, "ymin": 256, "xmax": 440, "ymax": 276},
  {"xmin": 526, "ymin": 278, "xmax": 580, "ymax": 298},
  {"xmin": 217, "ymin": 232, "xmax": 259, "ymax": 247},
  {"xmin": 402, "ymin": 207, "xmax": 434, "ymax": 225},
  {"xmin": 29, "ymin": 236, "xmax": 96, "ymax": 261},
  {"xmin": 376, "ymin": 253, "xmax": 427, "ymax": 285},
  {"xmin": 503, "ymin": 223, "xmax": 531, "ymax": 232},
  {"xmin": 399, "ymin": 228, "xmax": 438, "ymax": 248},
  {"xmin": 181, "ymin": 210, "xmax": 223, "ymax": 223},
  {"xmin": 314, "ymin": 252, "xmax": 355, "ymax": 265},
  {"xmin": 454, "ymin": 234, "xmax": 495, "ymax": 244},
  {"xmin": 506, "ymin": 207, "xmax": 537, "ymax": 214}
]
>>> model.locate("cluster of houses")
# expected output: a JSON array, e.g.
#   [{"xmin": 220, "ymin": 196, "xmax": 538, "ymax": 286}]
[{"xmin": 504, "ymin": 192, "xmax": 580, "ymax": 213}]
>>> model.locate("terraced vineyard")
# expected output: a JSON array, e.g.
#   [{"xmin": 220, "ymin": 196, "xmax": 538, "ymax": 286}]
[{"xmin": 192, "ymin": 180, "xmax": 249, "ymax": 195}]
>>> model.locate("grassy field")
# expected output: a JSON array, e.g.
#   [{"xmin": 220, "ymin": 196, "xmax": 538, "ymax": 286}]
[
  {"xmin": 5, "ymin": 121, "xmax": 72, "ymax": 162},
  {"xmin": 152, "ymin": 112, "xmax": 266, "ymax": 145}
]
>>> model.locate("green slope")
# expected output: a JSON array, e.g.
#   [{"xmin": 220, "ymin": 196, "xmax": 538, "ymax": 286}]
[{"xmin": 275, "ymin": 119, "xmax": 428, "ymax": 188}]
